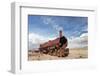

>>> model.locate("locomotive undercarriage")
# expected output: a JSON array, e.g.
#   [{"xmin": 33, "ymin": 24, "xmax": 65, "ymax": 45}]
[{"xmin": 40, "ymin": 46, "xmax": 69, "ymax": 57}]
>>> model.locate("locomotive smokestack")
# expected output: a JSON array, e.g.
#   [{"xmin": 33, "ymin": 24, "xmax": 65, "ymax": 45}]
[{"xmin": 59, "ymin": 30, "xmax": 63, "ymax": 38}]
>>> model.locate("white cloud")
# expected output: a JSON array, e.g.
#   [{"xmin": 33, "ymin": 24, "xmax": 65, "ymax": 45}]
[
  {"xmin": 29, "ymin": 33, "xmax": 56, "ymax": 50},
  {"xmin": 41, "ymin": 16, "xmax": 63, "ymax": 32},
  {"xmin": 42, "ymin": 17, "xmax": 52, "ymax": 24},
  {"xmin": 29, "ymin": 33, "xmax": 47, "ymax": 44},
  {"xmin": 68, "ymin": 33, "xmax": 88, "ymax": 49},
  {"xmin": 80, "ymin": 33, "xmax": 88, "ymax": 38}
]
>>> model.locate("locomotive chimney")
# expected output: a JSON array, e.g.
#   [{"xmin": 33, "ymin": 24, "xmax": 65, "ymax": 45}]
[{"xmin": 59, "ymin": 30, "xmax": 62, "ymax": 38}]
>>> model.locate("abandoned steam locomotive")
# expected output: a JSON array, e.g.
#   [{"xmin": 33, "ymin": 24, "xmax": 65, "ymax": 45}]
[{"xmin": 39, "ymin": 30, "xmax": 69, "ymax": 57}]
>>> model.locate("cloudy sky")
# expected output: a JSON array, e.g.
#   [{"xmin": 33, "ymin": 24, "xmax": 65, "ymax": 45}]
[{"xmin": 28, "ymin": 15, "xmax": 88, "ymax": 50}]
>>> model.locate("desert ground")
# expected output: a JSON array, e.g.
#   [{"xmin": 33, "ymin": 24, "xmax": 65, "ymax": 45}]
[{"xmin": 28, "ymin": 48, "xmax": 88, "ymax": 61}]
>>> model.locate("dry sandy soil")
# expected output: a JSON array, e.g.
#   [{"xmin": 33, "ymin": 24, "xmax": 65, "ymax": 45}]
[{"xmin": 28, "ymin": 48, "xmax": 88, "ymax": 61}]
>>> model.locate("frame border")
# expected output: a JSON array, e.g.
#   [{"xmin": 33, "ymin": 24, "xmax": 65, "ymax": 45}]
[{"xmin": 11, "ymin": 2, "xmax": 97, "ymax": 74}]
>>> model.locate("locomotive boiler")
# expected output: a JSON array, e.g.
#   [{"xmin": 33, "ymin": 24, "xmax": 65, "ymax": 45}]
[{"xmin": 39, "ymin": 30, "xmax": 69, "ymax": 57}]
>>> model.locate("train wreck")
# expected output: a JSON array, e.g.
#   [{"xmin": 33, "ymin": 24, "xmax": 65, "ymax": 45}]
[{"xmin": 39, "ymin": 30, "xmax": 69, "ymax": 57}]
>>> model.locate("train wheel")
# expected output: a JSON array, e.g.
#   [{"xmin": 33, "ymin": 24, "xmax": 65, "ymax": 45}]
[
  {"xmin": 59, "ymin": 48, "xmax": 64, "ymax": 57},
  {"xmin": 64, "ymin": 48, "xmax": 69, "ymax": 56},
  {"xmin": 57, "ymin": 50, "xmax": 60, "ymax": 57}
]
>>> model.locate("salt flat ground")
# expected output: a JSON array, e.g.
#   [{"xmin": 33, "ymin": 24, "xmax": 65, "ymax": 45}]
[{"xmin": 28, "ymin": 48, "xmax": 88, "ymax": 61}]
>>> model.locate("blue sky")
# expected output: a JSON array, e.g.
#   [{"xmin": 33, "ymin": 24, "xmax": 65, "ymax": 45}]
[
  {"xmin": 28, "ymin": 15, "xmax": 88, "ymax": 49},
  {"xmin": 28, "ymin": 15, "xmax": 88, "ymax": 39}
]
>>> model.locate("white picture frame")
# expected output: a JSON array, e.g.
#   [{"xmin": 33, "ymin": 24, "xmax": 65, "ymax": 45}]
[{"xmin": 11, "ymin": 2, "xmax": 97, "ymax": 74}]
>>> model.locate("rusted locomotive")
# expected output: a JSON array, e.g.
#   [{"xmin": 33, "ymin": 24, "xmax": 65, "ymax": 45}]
[{"xmin": 39, "ymin": 30, "xmax": 69, "ymax": 57}]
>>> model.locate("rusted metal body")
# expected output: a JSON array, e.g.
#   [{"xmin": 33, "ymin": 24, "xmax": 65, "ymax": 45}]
[
  {"xmin": 39, "ymin": 31, "xmax": 69, "ymax": 57},
  {"xmin": 40, "ymin": 38, "xmax": 60, "ymax": 49}
]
